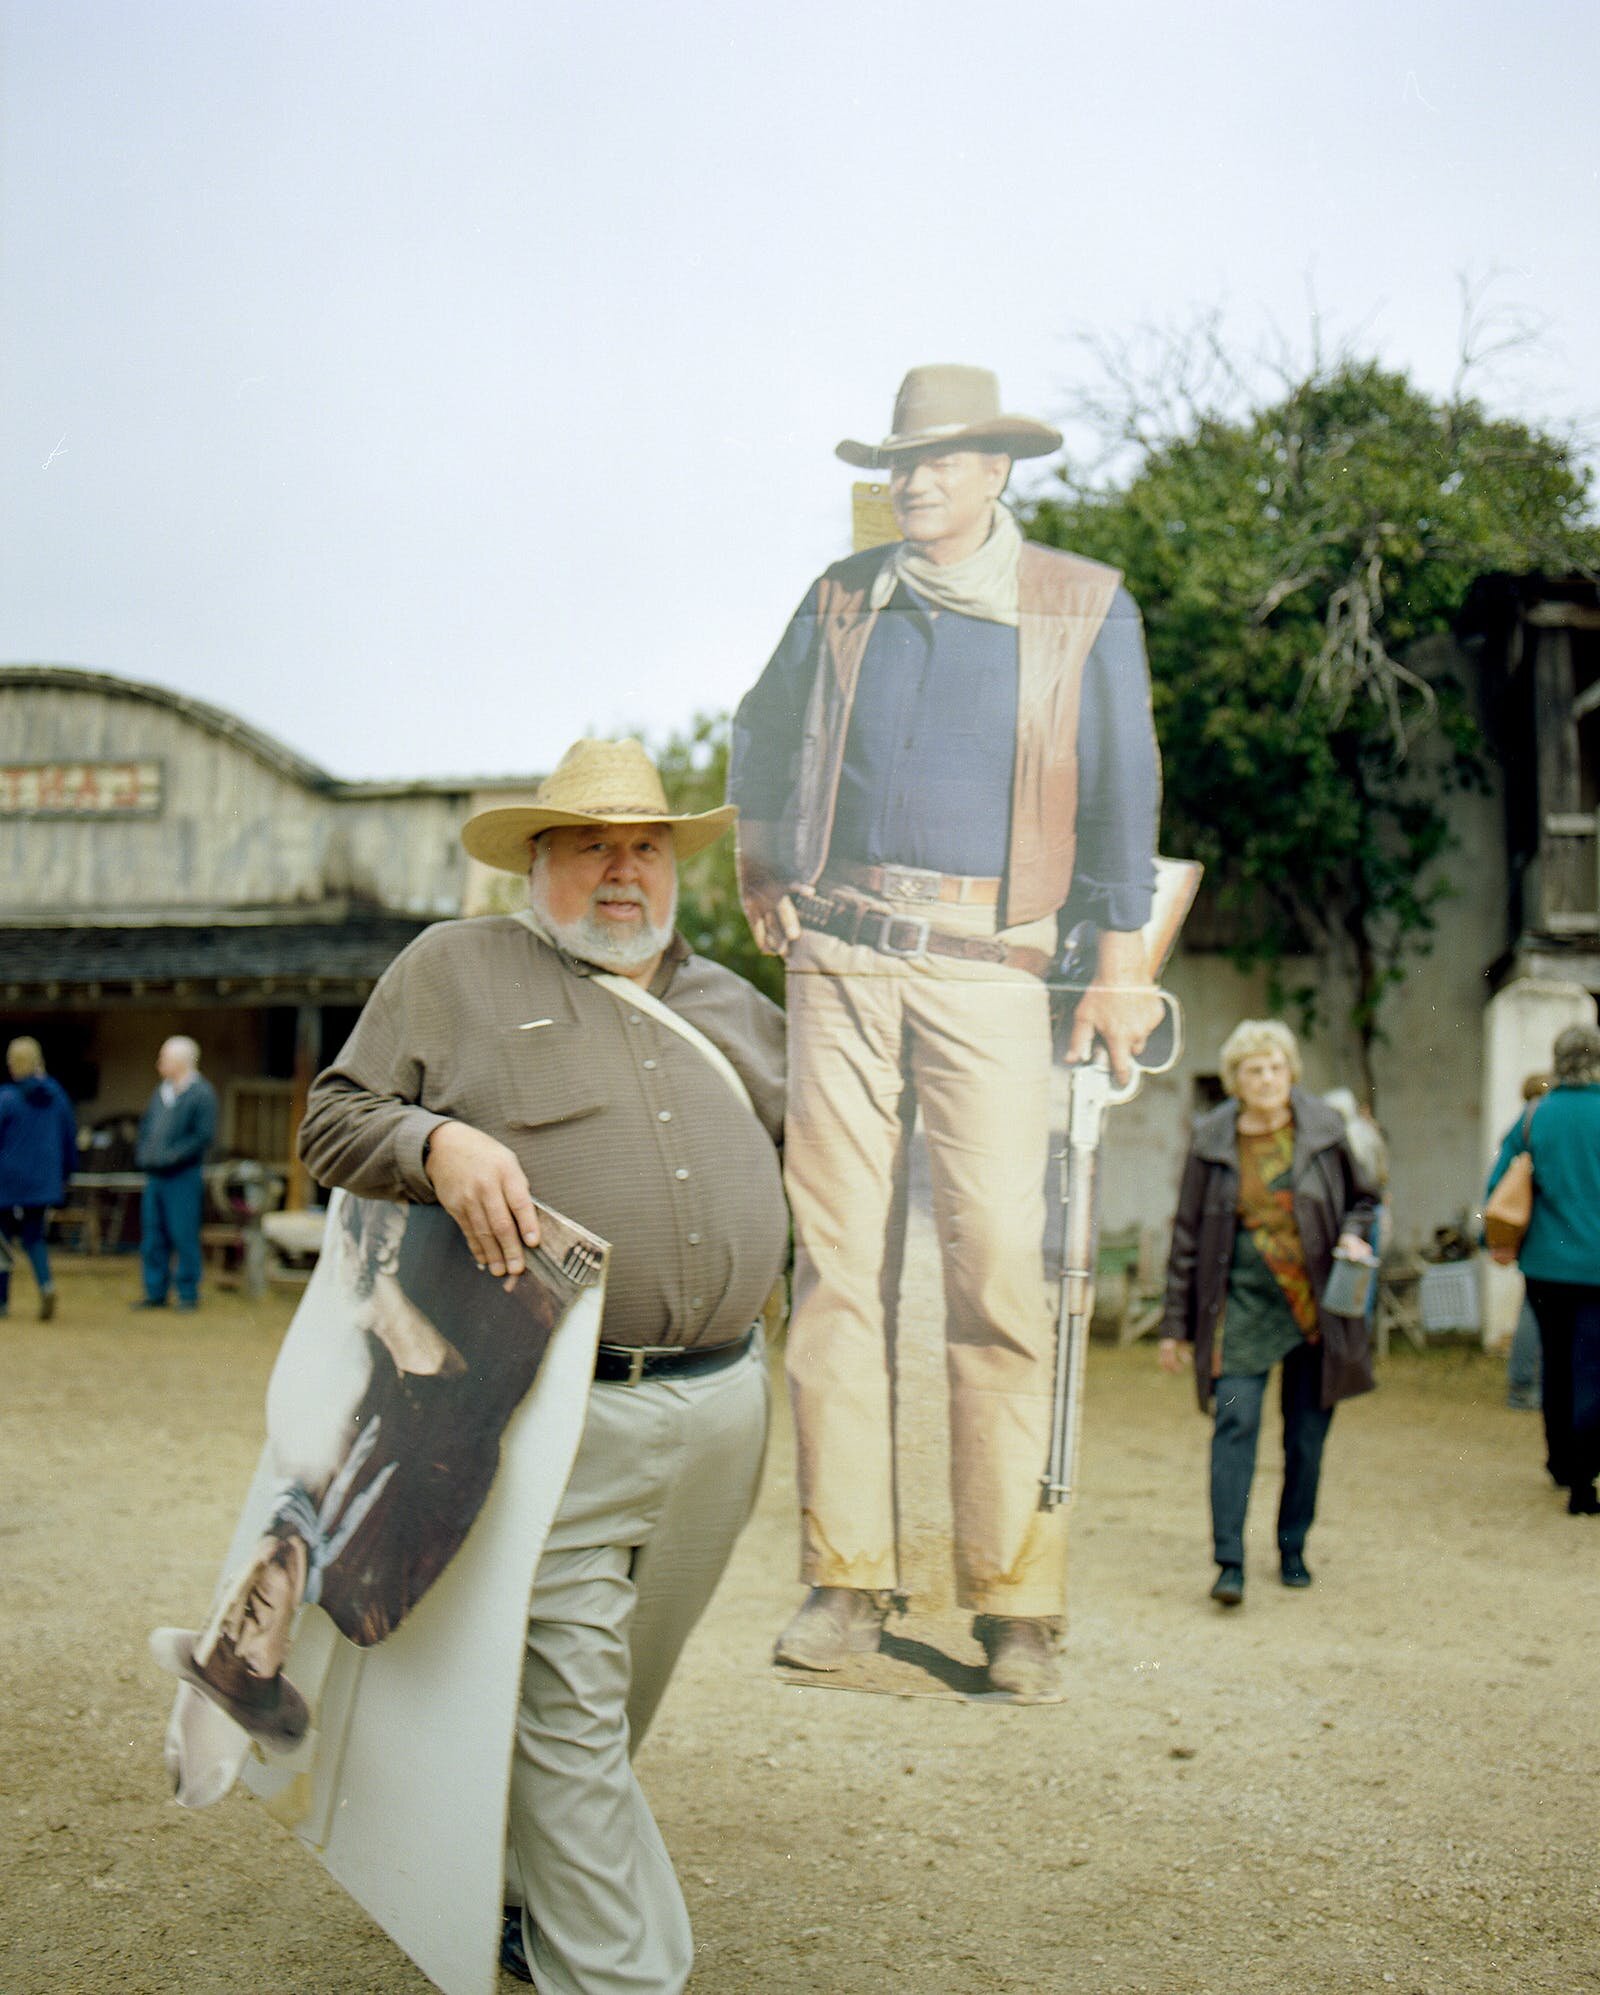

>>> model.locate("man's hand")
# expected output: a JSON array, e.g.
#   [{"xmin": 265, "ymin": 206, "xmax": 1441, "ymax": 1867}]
[
  {"xmin": 1065, "ymin": 929, "xmax": 1164, "ymax": 1086},
  {"xmin": 1158, "ymin": 1337, "xmax": 1192, "ymax": 1374},
  {"xmin": 1335, "ymin": 1231, "xmax": 1375, "ymax": 1262},
  {"xmin": 424, "ymin": 1122, "xmax": 541, "ymax": 1280}
]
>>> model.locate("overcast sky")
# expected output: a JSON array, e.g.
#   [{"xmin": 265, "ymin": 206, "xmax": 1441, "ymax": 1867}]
[{"xmin": 3, "ymin": 0, "xmax": 1596, "ymax": 781}]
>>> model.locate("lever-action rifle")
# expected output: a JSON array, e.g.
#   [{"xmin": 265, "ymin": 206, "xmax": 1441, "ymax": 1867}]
[{"xmin": 1040, "ymin": 857, "xmax": 1201, "ymax": 1511}]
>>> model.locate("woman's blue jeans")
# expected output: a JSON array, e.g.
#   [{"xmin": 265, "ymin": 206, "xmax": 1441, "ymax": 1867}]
[
  {"xmin": 1210, "ymin": 1339, "xmax": 1332, "ymax": 1567},
  {"xmin": 0, "ymin": 1205, "xmax": 52, "ymax": 1308}
]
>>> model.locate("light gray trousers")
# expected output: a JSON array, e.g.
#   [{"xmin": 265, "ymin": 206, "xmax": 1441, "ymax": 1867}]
[{"xmin": 505, "ymin": 1342, "xmax": 768, "ymax": 1995}]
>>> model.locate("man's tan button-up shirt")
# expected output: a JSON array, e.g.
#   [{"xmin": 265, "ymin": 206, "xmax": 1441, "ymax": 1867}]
[{"xmin": 299, "ymin": 919, "xmax": 788, "ymax": 1350}]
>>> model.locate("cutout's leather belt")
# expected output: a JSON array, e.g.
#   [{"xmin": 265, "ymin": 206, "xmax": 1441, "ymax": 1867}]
[
  {"xmin": 792, "ymin": 886, "xmax": 1051, "ymax": 979},
  {"xmin": 833, "ymin": 861, "xmax": 1002, "ymax": 907}
]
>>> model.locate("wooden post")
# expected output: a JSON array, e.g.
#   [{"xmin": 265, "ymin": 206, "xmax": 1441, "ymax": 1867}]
[{"xmin": 285, "ymin": 1003, "xmax": 320, "ymax": 1212}]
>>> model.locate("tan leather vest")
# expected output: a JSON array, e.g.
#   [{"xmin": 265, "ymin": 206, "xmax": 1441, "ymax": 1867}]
[{"xmin": 776, "ymin": 540, "xmax": 1122, "ymax": 928}]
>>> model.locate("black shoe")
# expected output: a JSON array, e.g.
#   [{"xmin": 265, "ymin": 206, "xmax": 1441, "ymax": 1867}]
[
  {"xmin": 131, "ymin": 1297, "xmax": 168, "ymax": 1310},
  {"xmin": 1567, "ymin": 1484, "xmax": 1600, "ymax": 1516},
  {"xmin": 500, "ymin": 1906, "xmax": 533, "ymax": 1983},
  {"xmin": 1210, "ymin": 1564, "xmax": 1244, "ymax": 1607},
  {"xmin": 1280, "ymin": 1553, "xmax": 1313, "ymax": 1587},
  {"xmin": 39, "ymin": 1290, "xmax": 57, "ymax": 1323}
]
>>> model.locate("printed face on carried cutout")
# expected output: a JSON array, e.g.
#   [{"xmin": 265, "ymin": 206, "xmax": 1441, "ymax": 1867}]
[{"xmin": 230, "ymin": 1535, "xmax": 308, "ymax": 1679}]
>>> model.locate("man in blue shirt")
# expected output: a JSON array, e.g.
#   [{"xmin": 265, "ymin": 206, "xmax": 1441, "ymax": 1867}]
[
  {"xmin": 134, "ymin": 1035, "xmax": 218, "ymax": 1311},
  {"xmin": 731, "ymin": 365, "xmax": 1163, "ymax": 1699}
]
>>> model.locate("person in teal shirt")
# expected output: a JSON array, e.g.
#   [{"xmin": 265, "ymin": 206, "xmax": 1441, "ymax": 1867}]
[{"xmin": 1485, "ymin": 1022, "xmax": 1600, "ymax": 1514}]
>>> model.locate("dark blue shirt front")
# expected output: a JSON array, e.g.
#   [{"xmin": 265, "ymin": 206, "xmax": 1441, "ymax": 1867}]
[
  {"xmin": 823, "ymin": 582, "xmax": 1158, "ymax": 930},
  {"xmin": 829, "ymin": 584, "xmax": 1018, "ymax": 880}
]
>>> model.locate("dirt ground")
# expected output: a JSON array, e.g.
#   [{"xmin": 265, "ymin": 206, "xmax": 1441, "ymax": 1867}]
[{"xmin": 3, "ymin": 1257, "xmax": 1598, "ymax": 1995}]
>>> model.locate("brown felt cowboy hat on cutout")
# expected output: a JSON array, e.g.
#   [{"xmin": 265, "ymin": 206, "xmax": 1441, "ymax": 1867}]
[
  {"xmin": 461, "ymin": 737, "xmax": 738, "ymax": 874},
  {"xmin": 834, "ymin": 364, "xmax": 1063, "ymax": 470}
]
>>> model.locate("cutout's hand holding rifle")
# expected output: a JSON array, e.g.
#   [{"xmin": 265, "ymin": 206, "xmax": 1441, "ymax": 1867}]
[
  {"xmin": 1042, "ymin": 858, "xmax": 1202, "ymax": 1512},
  {"xmin": 1064, "ymin": 928, "xmax": 1168, "ymax": 1088}
]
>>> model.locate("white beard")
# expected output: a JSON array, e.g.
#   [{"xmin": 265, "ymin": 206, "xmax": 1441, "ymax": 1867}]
[{"xmin": 527, "ymin": 870, "xmax": 678, "ymax": 974}]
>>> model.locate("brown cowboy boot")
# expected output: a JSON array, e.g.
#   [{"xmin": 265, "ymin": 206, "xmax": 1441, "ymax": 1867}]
[
  {"xmin": 773, "ymin": 1587, "xmax": 889, "ymax": 1670},
  {"xmin": 974, "ymin": 1615, "xmax": 1062, "ymax": 1700}
]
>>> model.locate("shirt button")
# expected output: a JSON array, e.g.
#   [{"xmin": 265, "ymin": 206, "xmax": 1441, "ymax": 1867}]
[
  {"xmin": 675, "ymin": 1167, "xmax": 690, "ymax": 1181},
  {"xmin": 628, "ymin": 1013, "xmax": 641, "ymax": 1024},
  {"xmin": 643, "ymin": 1058, "xmax": 658, "ymax": 1070},
  {"xmin": 687, "ymin": 1231, "xmax": 701, "ymax": 1245},
  {"xmin": 658, "ymin": 1110, "xmax": 672, "ymax": 1123},
  {"xmin": 691, "ymin": 1296, "xmax": 703, "ymax": 1309}
]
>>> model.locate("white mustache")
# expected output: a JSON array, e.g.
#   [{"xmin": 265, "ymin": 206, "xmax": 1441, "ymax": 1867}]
[{"xmin": 593, "ymin": 886, "xmax": 647, "ymax": 908}]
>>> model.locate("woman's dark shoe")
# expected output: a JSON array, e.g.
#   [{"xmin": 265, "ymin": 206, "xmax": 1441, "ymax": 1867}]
[
  {"xmin": 1566, "ymin": 1484, "xmax": 1600, "ymax": 1516},
  {"xmin": 1280, "ymin": 1553, "xmax": 1313, "ymax": 1587},
  {"xmin": 1210, "ymin": 1564, "xmax": 1244, "ymax": 1607}
]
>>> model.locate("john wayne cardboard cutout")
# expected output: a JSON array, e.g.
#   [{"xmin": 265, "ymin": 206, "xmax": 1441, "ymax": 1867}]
[{"xmin": 729, "ymin": 362, "xmax": 1198, "ymax": 1699}]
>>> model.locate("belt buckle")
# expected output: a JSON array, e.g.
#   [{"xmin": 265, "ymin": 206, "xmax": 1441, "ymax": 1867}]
[
  {"xmin": 880, "ymin": 864, "xmax": 940, "ymax": 904},
  {"xmin": 872, "ymin": 911, "xmax": 931, "ymax": 960},
  {"xmin": 625, "ymin": 1348, "xmax": 647, "ymax": 1386}
]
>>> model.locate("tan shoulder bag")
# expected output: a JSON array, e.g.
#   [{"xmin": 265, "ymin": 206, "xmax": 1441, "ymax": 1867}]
[{"xmin": 1483, "ymin": 1103, "xmax": 1538, "ymax": 1265}]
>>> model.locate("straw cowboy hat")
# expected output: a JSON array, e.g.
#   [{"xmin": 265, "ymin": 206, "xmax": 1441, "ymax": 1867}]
[
  {"xmin": 149, "ymin": 1626, "xmax": 310, "ymax": 1752},
  {"xmin": 461, "ymin": 737, "xmax": 738, "ymax": 874},
  {"xmin": 835, "ymin": 364, "xmax": 1062, "ymax": 470}
]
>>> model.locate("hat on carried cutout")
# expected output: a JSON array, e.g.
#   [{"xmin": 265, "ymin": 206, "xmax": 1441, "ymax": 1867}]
[{"xmin": 149, "ymin": 1625, "xmax": 309, "ymax": 1753}]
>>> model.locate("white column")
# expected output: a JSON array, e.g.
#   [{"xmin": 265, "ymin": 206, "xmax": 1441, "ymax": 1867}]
[{"xmin": 1479, "ymin": 977, "xmax": 1599, "ymax": 1343}]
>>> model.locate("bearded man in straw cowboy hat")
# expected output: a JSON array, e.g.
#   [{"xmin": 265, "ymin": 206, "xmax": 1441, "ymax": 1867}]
[
  {"xmin": 730, "ymin": 364, "xmax": 1162, "ymax": 1700},
  {"xmin": 298, "ymin": 737, "xmax": 787, "ymax": 1995}
]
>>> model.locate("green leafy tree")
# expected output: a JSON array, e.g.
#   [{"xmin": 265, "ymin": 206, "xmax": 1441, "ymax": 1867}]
[
  {"xmin": 1025, "ymin": 330, "xmax": 1599, "ymax": 1099},
  {"xmin": 654, "ymin": 711, "xmax": 785, "ymax": 1004}
]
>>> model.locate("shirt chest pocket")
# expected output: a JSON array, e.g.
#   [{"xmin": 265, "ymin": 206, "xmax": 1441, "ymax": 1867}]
[{"xmin": 499, "ymin": 1026, "xmax": 606, "ymax": 1131}]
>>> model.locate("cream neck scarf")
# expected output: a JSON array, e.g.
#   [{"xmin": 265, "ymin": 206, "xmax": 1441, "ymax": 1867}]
[{"xmin": 870, "ymin": 503, "xmax": 1022, "ymax": 627}]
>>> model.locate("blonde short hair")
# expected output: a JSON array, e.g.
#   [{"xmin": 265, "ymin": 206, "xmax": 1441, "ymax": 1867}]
[
  {"xmin": 1219, "ymin": 1018, "xmax": 1301, "ymax": 1098},
  {"xmin": 6, "ymin": 1036, "xmax": 44, "ymax": 1079}
]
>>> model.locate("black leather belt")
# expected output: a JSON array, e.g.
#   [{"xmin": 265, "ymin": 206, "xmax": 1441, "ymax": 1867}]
[
  {"xmin": 594, "ymin": 1327, "xmax": 756, "ymax": 1386},
  {"xmin": 792, "ymin": 887, "xmax": 1052, "ymax": 979}
]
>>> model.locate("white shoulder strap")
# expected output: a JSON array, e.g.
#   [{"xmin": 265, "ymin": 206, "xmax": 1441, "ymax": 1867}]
[
  {"xmin": 511, "ymin": 911, "xmax": 757, "ymax": 1118},
  {"xmin": 591, "ymin": 973, "xmax": 757, "ymax": 1118}
]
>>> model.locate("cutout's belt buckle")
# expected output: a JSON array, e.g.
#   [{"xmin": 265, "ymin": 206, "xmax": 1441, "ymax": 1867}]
[
  {"xmin": 880, "ymin": 864, "xmax": 940, "ymax": 903},
  {"xmin": 872, "ymin": 912, "xmax": 932, "ymax": 960}
]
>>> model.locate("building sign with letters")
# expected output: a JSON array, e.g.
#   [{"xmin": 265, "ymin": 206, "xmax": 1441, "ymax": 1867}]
[{"xmin": 0, "ymin": 760, "xmax": 162, "ymax": 817}]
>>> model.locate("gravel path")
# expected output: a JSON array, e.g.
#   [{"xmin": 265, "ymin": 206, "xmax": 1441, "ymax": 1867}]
[{"xmin": 3, "ymin": 1260, "xmax": 1595, "ymax": 1994}]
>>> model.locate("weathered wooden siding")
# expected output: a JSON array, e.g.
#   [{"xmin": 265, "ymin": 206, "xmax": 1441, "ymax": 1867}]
[{"xmin": 0, "ymin": 682, "xmax": 529, "ymax": 917}]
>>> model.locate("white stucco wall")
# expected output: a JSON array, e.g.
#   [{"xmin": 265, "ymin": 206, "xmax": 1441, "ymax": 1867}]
[{"xmin": 1098, "ymin": 644, "xmax": 1518, "ymax": 1269}]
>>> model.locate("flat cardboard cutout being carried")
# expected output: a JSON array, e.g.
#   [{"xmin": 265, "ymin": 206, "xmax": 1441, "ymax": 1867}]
[{"xmin": 152, "ymin": 1190, "xmax": 606, "ymax": 1995}]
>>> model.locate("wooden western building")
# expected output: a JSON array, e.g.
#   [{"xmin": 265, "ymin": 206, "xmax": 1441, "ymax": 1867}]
[{"xmin": 0, "ymin": 665, "xmax": 535, "ymax": 1204}]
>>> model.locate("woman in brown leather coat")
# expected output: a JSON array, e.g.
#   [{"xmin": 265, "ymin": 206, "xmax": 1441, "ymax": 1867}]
[{"xmin": 1159, "ymin": 1020, "xmax": 1378, "ymax": 1606}]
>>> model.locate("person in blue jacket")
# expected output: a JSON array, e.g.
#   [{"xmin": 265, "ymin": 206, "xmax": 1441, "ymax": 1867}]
[
  {"xmin": 0, "ymin": 1036, "xmax": 79, "ymax": 1321},
  {"xmin": 1485, "ymin": 1022, "xmax": 1600, "ymax": 1515},
  {"xmin": 134, "ymin": 1035, "xmax": 218, "ymax": 1312}
]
